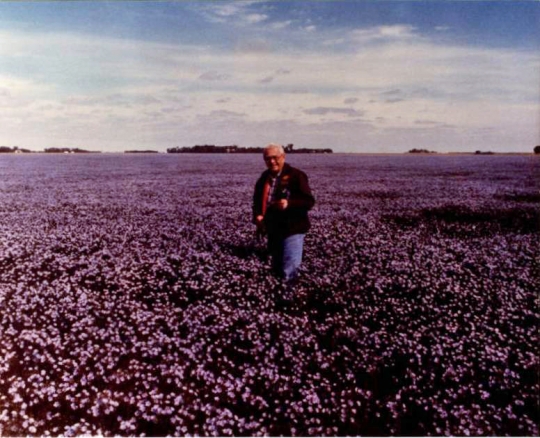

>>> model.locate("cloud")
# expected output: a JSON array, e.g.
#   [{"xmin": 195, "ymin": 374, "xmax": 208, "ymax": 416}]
[
  {"xmin": 0, "ymin": 71, "xmax": 54, "ymax": 100},
  {"xmin": 210, "ymin": 110, "xmax": 245, "ymax": 118},
  {"xmin": 351, "ymin": 25, "xmax": 419, "ymax": 43},
  {"xmin": 303, "ymin": 107, "xmax": 364, "ymax": 117},
  {"xmin": 377, "ymin": 89, "xmax": 406, "ymax": 103},
  {"xmin": 0, "ymin": 86, "xmax": 20, "ymax": 109},
  {"xmin": 62, "ymin": 93, "xmax": 161, "ymax": 107},
  {"xmin": 160, "ymin": 107, "xmax": 184, "ymax": 114},
  {"xmin": 199, "ymin": 71, "xmax": 230, "ymax": 81},
  {"xmin": 322, "ymin": 37, "xmax": 347, "ymax": 47},
  {"xmin": 196, "ymin": 110, "xmax": 246, "ymax": 124},
  {"xmin": 258, "ymin": 69, "xmax": 291, "ymax": 84},
  {"xmin": 378, "ymin": 25, "xmax": 416, "ymax": 38},
  {"xmin": 234, "ymin": 39, "xmax": 273, "ymax": 54},
  {"xmin": 414, "ymin": 119, "xmax": 456, "ymax": 129},
  {"xmin": 197, "ymin": 1, "xmax": 268, "ymax": 26},
  {"xmin": 245, "ymin": 13, "xmax": 268, "ymax": 24},
  {"xmin": 344, "ymin": 97, "xmax": 358, "ymax": 104},
  {"xmin": 199, "ymin": 3, "xmax": 245, "ymax": 22},
  {"xmin": 289, "ymin": 88, "xmax": 311, "ymax": 95},
  {"xmin": 271, "ymin": 20, "xmax": 293, "ymax": 30},
  {"xmin": 414, "ymin": 119, "xmax": 439, "ymax": 125},
  {"xmin": 381, "ymin": 89, "xmax": 402, "ymax": 96}
]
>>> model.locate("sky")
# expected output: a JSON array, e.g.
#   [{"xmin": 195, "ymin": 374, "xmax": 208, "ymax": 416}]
[{"xmin": 0, "ymin": 1, "xmax": 539, "ymax": 153}]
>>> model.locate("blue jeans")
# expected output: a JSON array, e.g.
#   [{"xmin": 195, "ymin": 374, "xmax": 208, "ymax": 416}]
[{"xmin": 268, "ymin": 234, "xmax": 305, "ymax": 282}]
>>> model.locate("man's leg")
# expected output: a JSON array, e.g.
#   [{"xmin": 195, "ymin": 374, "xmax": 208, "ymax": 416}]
[
  {"xmin": 281, "ymin": 234, "xmax": 305, "ymax": 283},
  {"xmin": 267, "ymin": 234, "xmax": 283, "ymax": 277}
]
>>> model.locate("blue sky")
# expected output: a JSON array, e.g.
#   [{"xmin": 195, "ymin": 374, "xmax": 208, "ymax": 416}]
[{"xmin": 0, "ymin": 1, "xmax": 538, "ymax": 153}]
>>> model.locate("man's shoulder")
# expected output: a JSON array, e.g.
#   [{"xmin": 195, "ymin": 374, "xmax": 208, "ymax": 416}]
[
  {"xmin": 283, "ymin": 163, "xmax": 308, "ymax": 178},
  {"xmin": 256, "ymin": 169, "xmax": 270, "ymax": 185}
]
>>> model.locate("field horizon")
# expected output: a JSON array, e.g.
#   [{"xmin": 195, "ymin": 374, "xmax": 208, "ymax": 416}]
[{"xmin": 2, "ymin": 150, "xmax": 537, "ymax": 156}]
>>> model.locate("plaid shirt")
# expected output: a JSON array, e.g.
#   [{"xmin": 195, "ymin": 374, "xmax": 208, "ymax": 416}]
[{"xmin": 266, "ymin": 172, "xmax": 281, "ymax": 205}]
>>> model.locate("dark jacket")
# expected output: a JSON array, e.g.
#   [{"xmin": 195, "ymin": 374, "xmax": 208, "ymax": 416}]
[{"xmin": 253, "ymin": 163, "xmax": 315, "ymax": 238}]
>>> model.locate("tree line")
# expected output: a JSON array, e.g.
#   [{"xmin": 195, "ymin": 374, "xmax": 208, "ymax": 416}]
[
  {"xmin": 0, "ymin": 146, "xmax": 99, "ymax": 154},
  {"xmin": 167, "ymin": 144, "xmax": 333, "ymax": 154}
]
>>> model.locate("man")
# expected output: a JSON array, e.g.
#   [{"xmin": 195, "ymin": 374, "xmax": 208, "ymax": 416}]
[{"xmin": 253, "ymin": 143, "xmax": 315, "ymax": 284}]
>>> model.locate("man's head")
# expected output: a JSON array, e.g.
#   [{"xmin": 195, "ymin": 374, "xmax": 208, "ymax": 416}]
[{"xmin": 263, "ymin": 143, "xmax": 286, "ymax": 175}]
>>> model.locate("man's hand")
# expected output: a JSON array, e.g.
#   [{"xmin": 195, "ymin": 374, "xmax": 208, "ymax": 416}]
[
  {"xmin": 255, "ymin": 215, "xmax": 266, "ymax": 236},
  {"xmin": 274, "ymin": 199, "xmax": 288, "ymax": 211}
]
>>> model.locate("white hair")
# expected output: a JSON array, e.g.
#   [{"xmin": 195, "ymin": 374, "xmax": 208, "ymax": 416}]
[{"xmin": 264, "ymin": 143, "xmax": 285, "ymax": 155}]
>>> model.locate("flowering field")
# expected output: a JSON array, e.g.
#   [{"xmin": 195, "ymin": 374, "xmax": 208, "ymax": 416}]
[{"xmin": 0, "ymin": 153, "xmax": 538, "ymax": 436}]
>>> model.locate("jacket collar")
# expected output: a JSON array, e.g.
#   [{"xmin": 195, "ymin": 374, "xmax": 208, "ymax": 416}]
[{"xmin": 265, "ymin": 162, "xmax": 291, "ymax": 179}]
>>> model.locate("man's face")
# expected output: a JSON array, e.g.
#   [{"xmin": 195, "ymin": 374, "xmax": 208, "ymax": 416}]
[{"xmin": 263, "ymin": 148, "xmax": 285, "ymax": 175}]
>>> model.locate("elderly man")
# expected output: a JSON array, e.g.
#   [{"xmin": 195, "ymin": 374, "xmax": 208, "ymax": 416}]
[{"xmin": 253, "ymin": 143, "xmax": 315, "ymax": 284}]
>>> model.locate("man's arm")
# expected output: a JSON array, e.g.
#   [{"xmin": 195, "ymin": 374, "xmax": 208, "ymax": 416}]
[{"xmin": 252, "ymin": 175, "xmax": 267, "ymax": 231}]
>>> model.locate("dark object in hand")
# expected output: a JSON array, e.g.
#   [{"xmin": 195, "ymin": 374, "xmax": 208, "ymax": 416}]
[{"xmin": 276, "ymin": 188, "xmax": 290, "ymax": 200}]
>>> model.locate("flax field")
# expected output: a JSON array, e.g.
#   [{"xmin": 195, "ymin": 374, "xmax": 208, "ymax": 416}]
[{"xmin": 0, "ymin": 153, "xmax": 538, "ymax": 436}]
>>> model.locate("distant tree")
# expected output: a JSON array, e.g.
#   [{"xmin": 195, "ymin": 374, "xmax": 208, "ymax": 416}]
[
  {"xmin": 534, "ymin": 145, "xmax": 540, "ymax": 154},
  {"xmin": 408, "ymin": 148, "xmax": 436, "ymax": 154}
]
